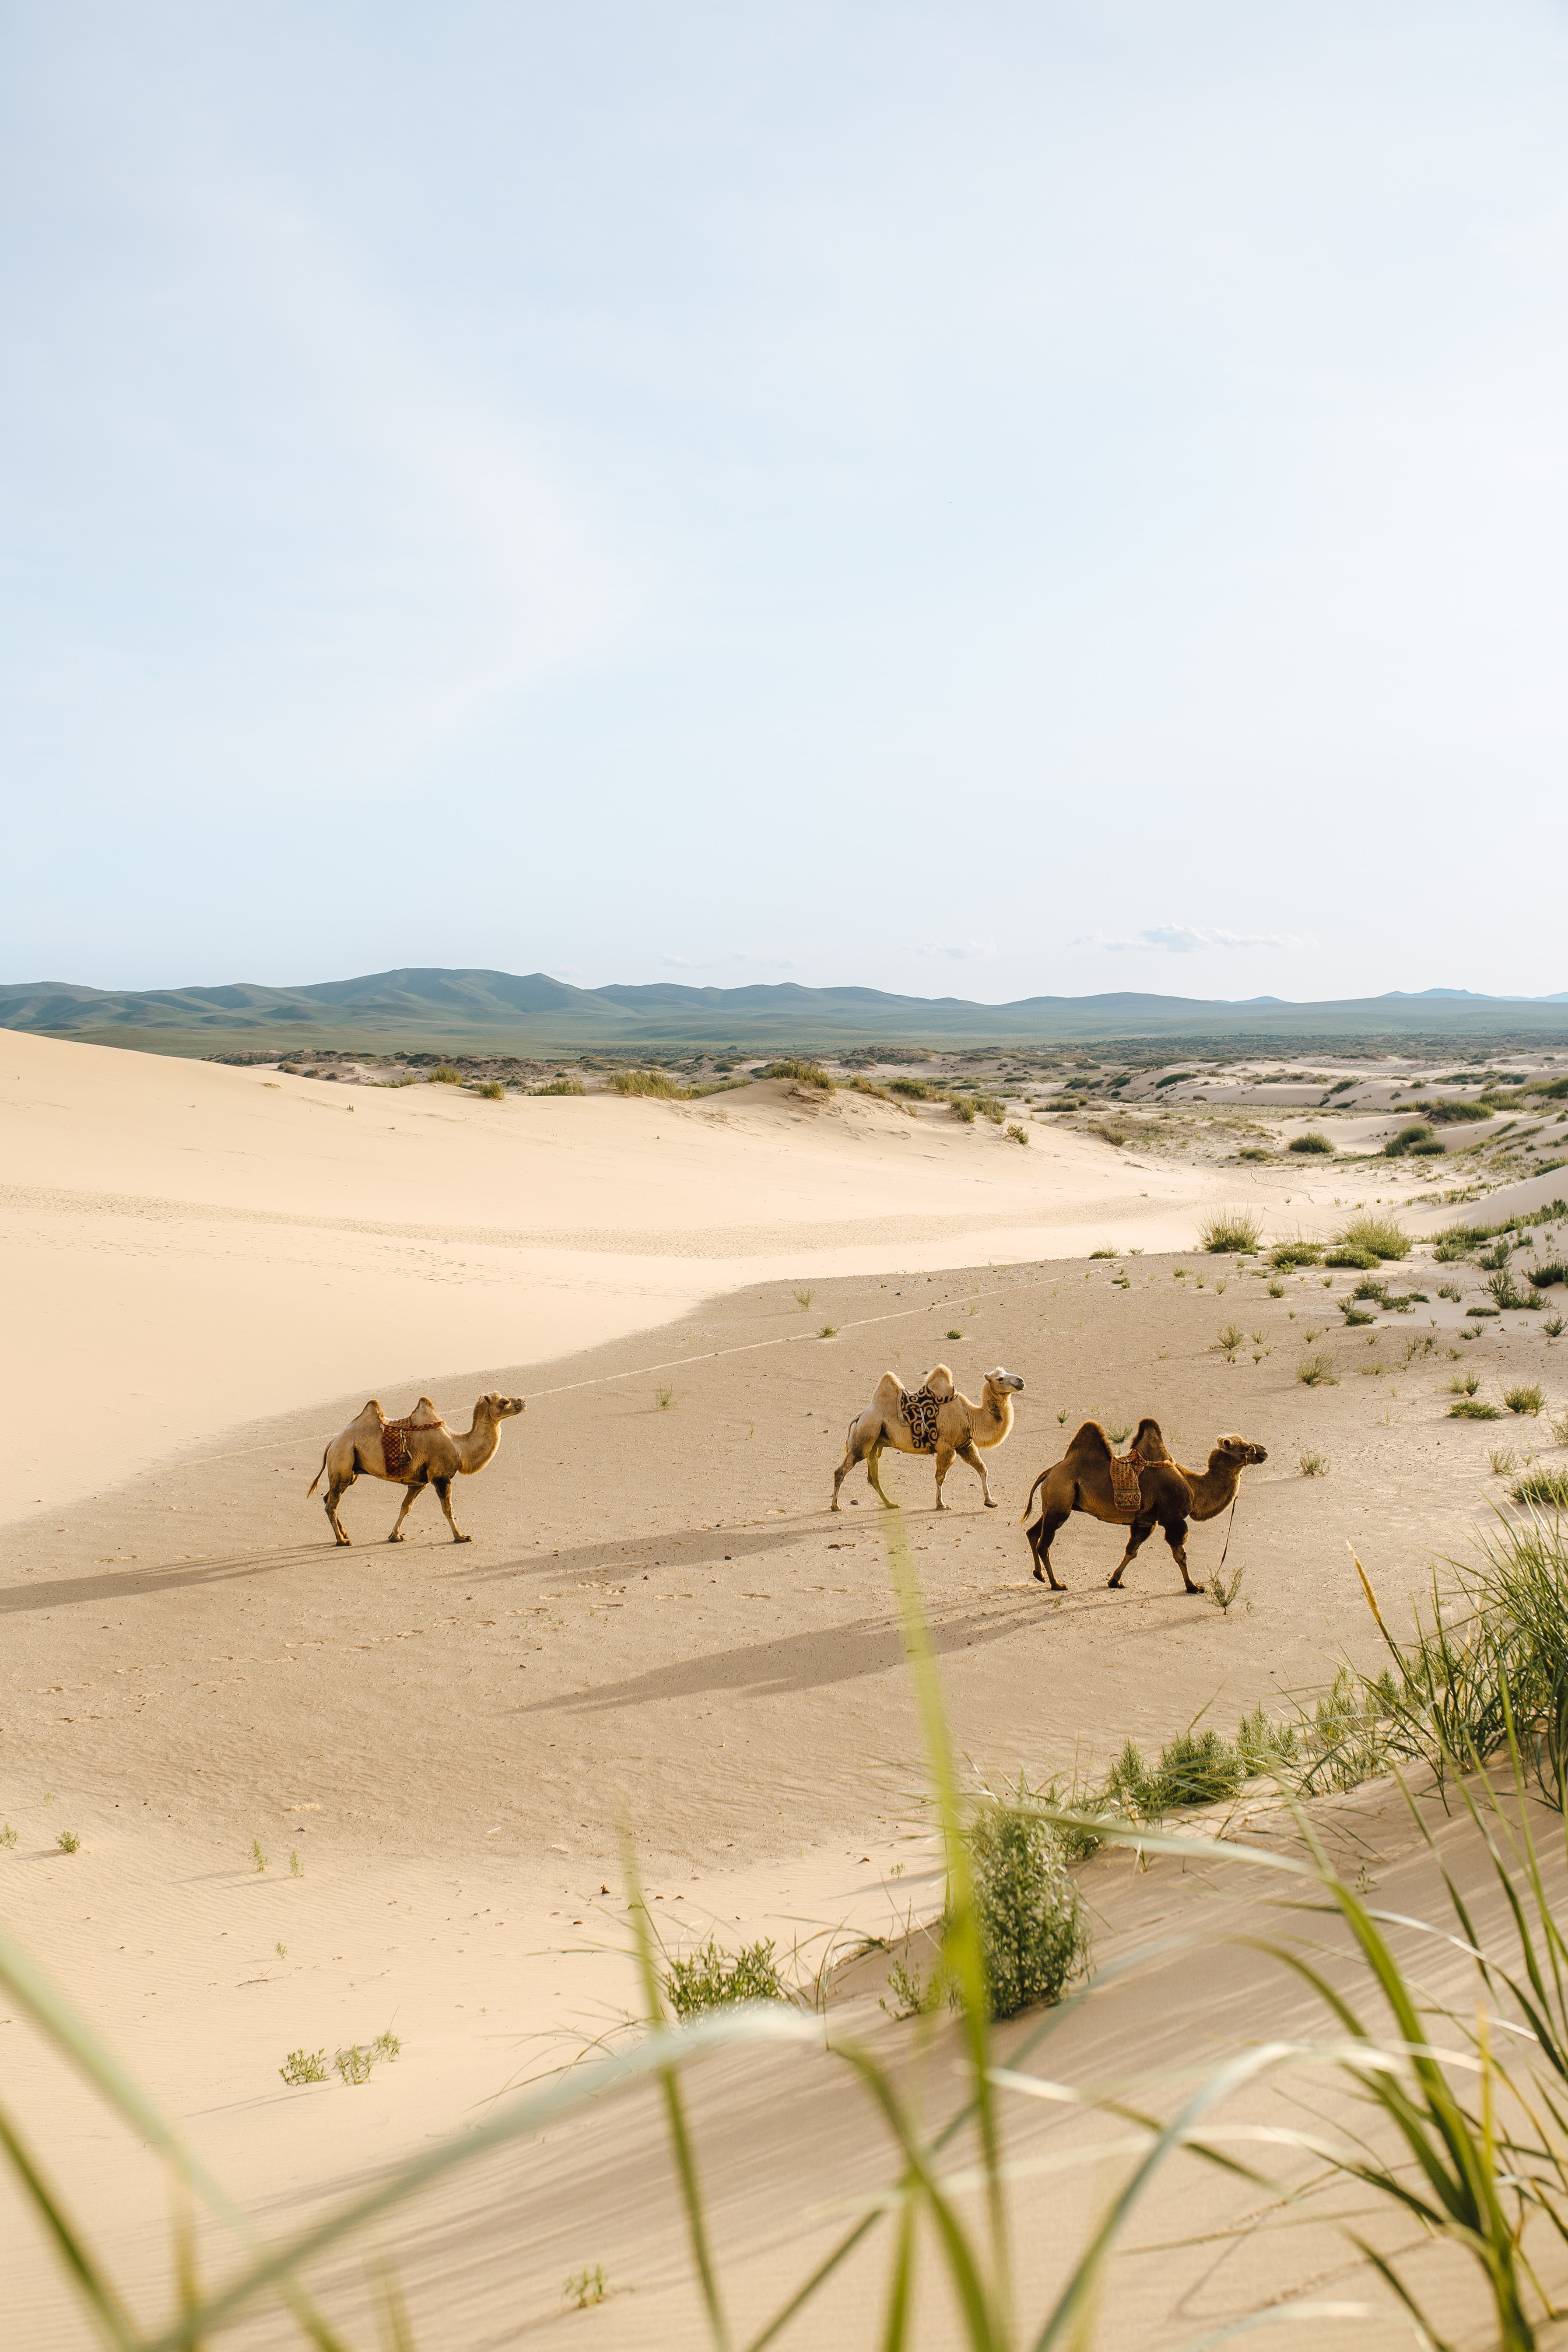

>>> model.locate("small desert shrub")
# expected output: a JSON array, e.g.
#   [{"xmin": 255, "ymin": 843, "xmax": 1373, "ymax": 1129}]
[
  {"xmin": 565, "ymin": 2266, "xmax": 609, "ymax": 2310},
  {"xmin": 655, "ymin": 1385, "xmax": 674, "ymax": 1410},
  {"xmin": 371, "ymin": 2029, "xmax": 401, "ymax": 2063},
  {"xmin": 1505, "ymin": 1383, "xmax": 1546, "ymax": 1416},
  {"xmin": 947, "ymin": 1327, "xmax": 963, "ymax": 1339},
  {"xmin": 290, "ymin": 1849, "xmax": 302, "ymax": 1877},
  {"xmin": 1490, "ymin": 1449, "xmax": 1519, "ymax": 1477},
  {"xmin": 848, "ymin": 1074, "xmax": 891, "ymax": 1102},
  {"xmin": 1289, "ymin": 1131, "xmax": 1334, "ymax": 1155},
  {"xmin": 1450, "ymin": 1399, "xmax": 1503, "ymax": 1419},
  {"xmin": 1106, "ymin": 1730, "xmax": 1245, "ymax": 1818},
  {"xmin": 1089, "ymin": 1247, "xmax": 1117, "ymax": 1259},
  {"xmin": 1214, "ymin": 1323, "xmax": 1244, "ymax": 1358},
  {"xmin": 475, "ymin": 1079, "xmax": 505, "ymax": 1100},
  {"xmin": 1297, "ymin": 1354, "xmax": 1339, "ymax": 1387},
  {"xmin": 279, "ymin": 2048, "xmax": 328, "ymax": 2086},
  {"xmin": 975, "ymin": 1095, "xmax": 1005, "ymax": 1123},
  {"xmin": 664, "ymin": 1937, "xmax": 787, "ymax": 2018},
  {"xmin": 334, "ymin": 2044, "xmax": 375, "ymax": 2085},
  {"xmin": 1237, "ymin": 1146, "xmax": 1271, "ymax": 1161},
  {"xmin": 56, "ymin": 1830, "xmax": 80, "ymax": 1854},
  {"xmin": 1325, "ymin": 1244, "xmax": 1381, "ymax": 1270},
  {"xmin": 1341, "ymin": 1305, "xmax": 1375, "ymax": 1326},
  {"xmin": 1427, "ymin": 1097, "xmax": 1490, "ymax": 1122},
  {"xmin": 1450, "ymin": 1370, "xmax": 1482, "ymax": 1396},
  {"xmin": 1005, "ymin": 1121, "xmax": 1029, "ymax": 1145},
  {"xmin": 532, "ymin": 1074, "xmax": 586, "ymax": 1095},
  {"xmin": 1548, "ymin": 1315, "xmax": 1567, "ymax": 1338},
  {"xmin": 1385, "ymin": 1122, "xmax": 1436, "ymax": 1158},
  {"xmin": 948, "ymin": 1094, "xmax": 977, "ymax": 1122},
  {"xmin": 1270, "ymin": 1237, "xmax": 1323, "ymax": 1267},
  {"xmin": 1299, "ymin": 1449, "xmax": 1328, "ymax": 1477},
  {"xmin": 251, "ymin": 1838, "xmax": 267, "ymax": 1872},
  {"xmin": 1514, "ymin": 1465, "xmax": 1568, "ymax": 1509},
  {"xmin": 818, "ymin": 1324, "xmax": 839, "ymax": 1338},
  {"xmin": 1438, "ymin": 1281, "xmax": 1464, "ymax": 1301},
  {"xmin": 1267, "ymin": 1278, "xmax": 1285, "ymax": 1296},
  {"xmin": 888, "ymin": 1078, "xmax": 931, "ymax": 1099},
  {"xmin": 612, "ymin": 1067, "xmax": 688, "ymax": 1099},
  {"xmin": 1199, "ymin": 1208, "xmax": 1262, "ymax": 1254},
  {"xmin": 793, "ymin": 1286, "xmax": 813, "ymax": 1308},
  {"xmin": 967, "ymin": 1797, "xmax": 1089, "ymax": 2020},
  {"xmin": 430, "ymin": 1064, "xmax": 463, "ymax": 1084},
  {"xmin": 1531, "ymin": 1263, "xmax": 1567, "ymax": 1289},
  {"xmin": 759, "ymin": 1059, "xmax": 833, "ymax": 1088},
  {"xmin": 1336, "ymin": 1212, "xmax": 1410, "ymax": 1260},
  {"xmin": 1468, "ymin": 1306, "xmax": 1501, "ymax": 1320}
]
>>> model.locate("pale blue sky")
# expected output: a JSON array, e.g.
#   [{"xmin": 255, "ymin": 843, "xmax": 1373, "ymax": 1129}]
[{"xmin": 5, "ymin": 2, "xmax": 1567, "ymax": 1002}]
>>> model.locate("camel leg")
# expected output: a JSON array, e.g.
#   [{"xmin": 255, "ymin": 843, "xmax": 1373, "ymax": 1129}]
[
  {"xmin": 323, "ymin": 1474, "xmax": 354, "ymax": 1546},
  {"xmin": 1163, "ymin": 1513, "xmax": 1202, "ymax": 1595},
  {"xmin": 957, "ymin": 1438, "xmax": 996, "ymax": 1508},
  {"xmin": 387, "ymin": 1480, "xmax": 425, "ymax": 1543},
  {"xmin": 833, "ymin": 1421, "xmax": 870, "ymax": 1511},
  {"xmin": 865, "ymin": 1442, "xmax": 898, "ymax": 1509},
  {"xmin": 1028, "ymin": 1511, "xmax": 1069, "ymax": 1590},
  {"xmin": 933, "ymin": 1444, "xmax": 958, "ymax": 1510},
  {"xmin": 1106, "ymin": 1513, "xmax": 1158, "ymax": 1590},
  {"xmin": 433, "ymin": 1476, "xmax": 471, "ymax": 1544}
]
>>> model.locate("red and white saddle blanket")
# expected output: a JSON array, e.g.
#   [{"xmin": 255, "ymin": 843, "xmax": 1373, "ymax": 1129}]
[
  {"xmin": 381, "ymin": 1416, "xmax": 442, "ymax": 1477},
  {"xmin": 900, "ymin": 1385, "xmax": 943, "ymax": 1454},
  {"xmin": 1108, "ymin": 1450, "xmax": 1145, "ymax": 1511}
]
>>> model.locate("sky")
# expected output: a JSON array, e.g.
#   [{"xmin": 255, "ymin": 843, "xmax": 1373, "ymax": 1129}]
[{"xmin": 4, "ymin": 1, "xmax": 1568, "ymax": 1005}]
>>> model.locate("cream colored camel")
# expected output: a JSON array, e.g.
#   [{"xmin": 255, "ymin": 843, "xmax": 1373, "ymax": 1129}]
[
  {"xmin": 832, "ymin": 1364, "xmax": 1025, "ymax": 1512},
  {"xmin": 1018, "ymin": 1418, "xmax": 1266, "ymax": 1593},
  {"xmin": 308, "ymin": 1393, "xmax": 524, "ymax": 1546}
]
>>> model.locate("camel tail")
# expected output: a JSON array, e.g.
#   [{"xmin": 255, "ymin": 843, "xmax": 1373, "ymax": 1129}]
[
  {"xmin": 1018, "ymin": 1469, "xmax": 1048, "ymax": 1525},
  {"xmin": 307, "ymin": 1447, "xmax": 328, "ymax": 1498}
]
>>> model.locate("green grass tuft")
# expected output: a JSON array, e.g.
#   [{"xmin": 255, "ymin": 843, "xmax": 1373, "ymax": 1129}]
[
  {"xmin": 1297, "ymin": 1354, "xmax": 1339, "ymax": 1387},
  {"xmin": 664, "ymin": 1938, "xmax": 788, "ymax": 2018},
  {"xmin": 1336, "ymin": 1212, "xmax": 1410, "ymax": 1260},
  {"xmin": 1288, "ymin": 1131, "xmax": 1334, "ymax": 1155},
  {"xmin": 1505, "ymin": 1383, "xmax": 1546, "ymax": 1416},
  {"xmin": 1199, "ymin": 1208, "xmax": 1262, "ymax": 1253},
  {"xmin": 1450, "ymin": 1398, "xmax": 1504, "ymax": 1419}
]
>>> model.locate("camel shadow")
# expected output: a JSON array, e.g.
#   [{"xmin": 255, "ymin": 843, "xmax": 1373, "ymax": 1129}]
[
  {"xmin": 521, "ymin": 1589, "xmax": 1044, "ymax": 1715},
  {"xmin": 0, "ymin": 1545, "xmax": 330, "ymax": 1617}
]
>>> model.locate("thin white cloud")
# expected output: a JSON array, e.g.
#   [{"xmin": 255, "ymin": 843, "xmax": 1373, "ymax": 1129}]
[
  {"xmin": 1072, "ymin": 926, "xmax": 1300, "ymax": 954},
  {"xmin": 659, "ymin": 951, "xmax": 797, "ymax": 971},
  {"xmin": 918, "ymin": 937, "xmax": 997, "ymax": 961}
]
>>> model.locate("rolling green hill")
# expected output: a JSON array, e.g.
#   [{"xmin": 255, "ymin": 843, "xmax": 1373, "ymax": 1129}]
[{"xmin": 3, "ymin": 969, "xmax": 1568, "ymax": 1058}]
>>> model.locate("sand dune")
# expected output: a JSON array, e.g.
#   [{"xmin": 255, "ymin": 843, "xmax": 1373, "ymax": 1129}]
[
  {"xmin": 0, "ymin": 1033, "xmax": 1296, "ymax": 1520},
  {"xmin": 4, "ymin": 1034, "xmax": 1567, "ymax": 2344}
]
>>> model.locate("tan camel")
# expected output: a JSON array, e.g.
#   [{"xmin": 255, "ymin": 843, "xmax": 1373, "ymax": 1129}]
[
  {"xmin": 1018, "ymin": 1418, "xmax": 1266, "ymax": 1594},
  {"xmin": 831, "ymin": 1364, "xmax": 1025, "ymax": 1512},
  {"xmin": 307, "ymin": 1393, "xmax": 524, "ymax": 1546}
]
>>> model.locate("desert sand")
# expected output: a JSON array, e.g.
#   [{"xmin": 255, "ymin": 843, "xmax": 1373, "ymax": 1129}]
[{"xmin": 3, "ymin": 1032, "xmax": 1567, "ymax": 2345}]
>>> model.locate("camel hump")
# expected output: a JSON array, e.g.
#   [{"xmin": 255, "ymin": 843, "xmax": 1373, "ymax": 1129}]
[
  {"xmin": 922, "ymin": 1364, "xmax": 955, "ymax": 1401},
  {"xmin": 412, "ymin": 1397, "xmax": 444, "ymax": 1422},
  {"xmin": 1065, "ymin": 1419, "xmax": 1112, "ymax": 1460},
  {"xmin": 1132, "ymin": 1416, "xmax": 1169, "ymax": 1459},
  {"xmin": 357, "ymin": 1399, "xmax": 386, "ymax": 1423}
]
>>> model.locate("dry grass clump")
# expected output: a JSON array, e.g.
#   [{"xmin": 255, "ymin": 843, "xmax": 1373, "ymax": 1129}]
[
  {"xmin": 1269, "ymin": 1234, "xmax": 1322, "ymax": 1268},
  {"xmin": 1198, "ymin": 1207, "xmax": 1262, "ymax": 1254},
  {"xmin": 1450, "ymin": 1398, "xmax": 1503, "ymax": 1420},
  {"xmin": 611, "ymin": 1067, "xmax": 688, "ymax": 1099},
  {"xmin": 1514, "ymin": 1464, "xmax": 1568, "ymax": 1509},
  {"xmin": 1005, "ymin": 1121, "xmax": 1028, "ymax": 1146},
  {"xmin": 1287, "ymin": 1131, "xmax": 1333, "ymax": 1155},
  {"xmin": 1296, "ymin": 1353, "xmax": 1338, "ymax": 1387},
  {"xmin": 1298, "ymin": 1449, "xmax": 1328, "ymax": 1476},
  {"xmin": 1336, "ymin": 1212, "xmax": 1410, "ymax": 1260},
  {"xmin": 531, "ymin": 1074, "xmax": 586, "ymax": 1096},
  {"xmin": 430, "ymin": 1064, "xmax": 463, "ymax": 1085},
  {"xmin": 475, "ymin": 1079, "xmax": 505, "ymax": 1100},
  {"xmin": 1505, "ymin": 1383, "xmax": 1546, "ymax": 1416},
  {"xmin": 758, "ymin": 1059, "xmax": 834, "ymax": 1088}
]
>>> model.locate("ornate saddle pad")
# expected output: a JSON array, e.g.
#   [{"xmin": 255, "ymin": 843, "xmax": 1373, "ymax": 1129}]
[
  {"xmin": 381, "ymin": 1417, "xmax": 442, "ymax": 1477},
  {"xmin": 1108, "ymin": 1450, "xmax": 1144, "ymax": 1511},
  {"xmin": 900, "ymin": 1385, "xmax": 943, "ymax": 1454}
]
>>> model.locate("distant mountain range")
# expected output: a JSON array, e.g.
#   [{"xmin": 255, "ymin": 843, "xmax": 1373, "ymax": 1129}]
[{"xmin": 3, "ymin": 969, "xmax": 1568, "ymax": 1055}]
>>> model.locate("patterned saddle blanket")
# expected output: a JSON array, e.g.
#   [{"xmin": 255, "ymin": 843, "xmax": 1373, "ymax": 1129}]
[
  {"xmin": 900, "ymin": 1385, "xmax": 943, "ymax": 1454},
  {"xmin": 381, "ymin": 1416, "xmax": 442, "ymax": 1477},
  {"xmin": 1108, "ymin": 1450, "xmax": 1145, "ymax": 1511}
]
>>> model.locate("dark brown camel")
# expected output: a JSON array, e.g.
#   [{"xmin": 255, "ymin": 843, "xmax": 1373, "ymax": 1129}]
[{"xmin": 1019, "ymin": 1418, "xmax": 1266, "ymax": 1594}]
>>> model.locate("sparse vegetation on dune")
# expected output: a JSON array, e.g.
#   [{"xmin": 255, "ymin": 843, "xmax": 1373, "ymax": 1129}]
[
  {"xmin": 1287, "ymin": 1130, "xmax": 1333, "ymax": 1155},
  {"xmin": 1198, "ymin": 1207, "xmax": 1261, "ymax": 1253},
  {"xmin": 758, "ymin": 1059, "xmax": 834, "ymax": 1088},
  {"xmin": 1335, "ymin": 1211, "xmax": 1410, "ymax": 1260},
  {"xmin": 611, "ymin": 1067, "xmax": 689, "ymax": 1099}
]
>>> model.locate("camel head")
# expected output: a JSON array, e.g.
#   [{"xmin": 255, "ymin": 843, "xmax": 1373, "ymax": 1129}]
[
  {"xmin": 1214, "ymin": 1433, "xmax": 1266, "ymax": 1468},
  {"xmin": 477, "ymin": 1393, "xmax": 526, "ymax": 1422},
  {"xmin": 984, "ymin": 1367, "xmax": 1025, "ymax": 1397}
]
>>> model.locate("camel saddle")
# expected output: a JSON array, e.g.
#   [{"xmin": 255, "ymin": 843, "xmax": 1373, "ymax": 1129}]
[
  {"xmin": 380, "ymin": 1415, "xmax": 442, "ymax": 1478},
  {"xmin": 900, "ymin": 1384, "xmax": 943, "ymax": 1455},
  {"xmin": 1108, "ymin": 1449, "xmax": 1145, "ymax": 1511}
]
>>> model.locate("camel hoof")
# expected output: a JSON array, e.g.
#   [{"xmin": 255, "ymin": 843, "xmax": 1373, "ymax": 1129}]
[
  {"xmin": 452, "ymin": 1533, "xmax": 472, "ymax": 1545},
  {"xmin": 1031, "ymin": 1562, "xmax": 1046, "ymax": 1583},
  {"xmin": 386, "ymin": 1532, "xmax": 403, "ymax": 1544},
  {"xmin": 1187, "ymin": 1584, "xmax": 1205, "ymax": 1597},
  {"xmin": 983, "ymin": 1496, "xmax": 997, "ymax": 1509}
]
